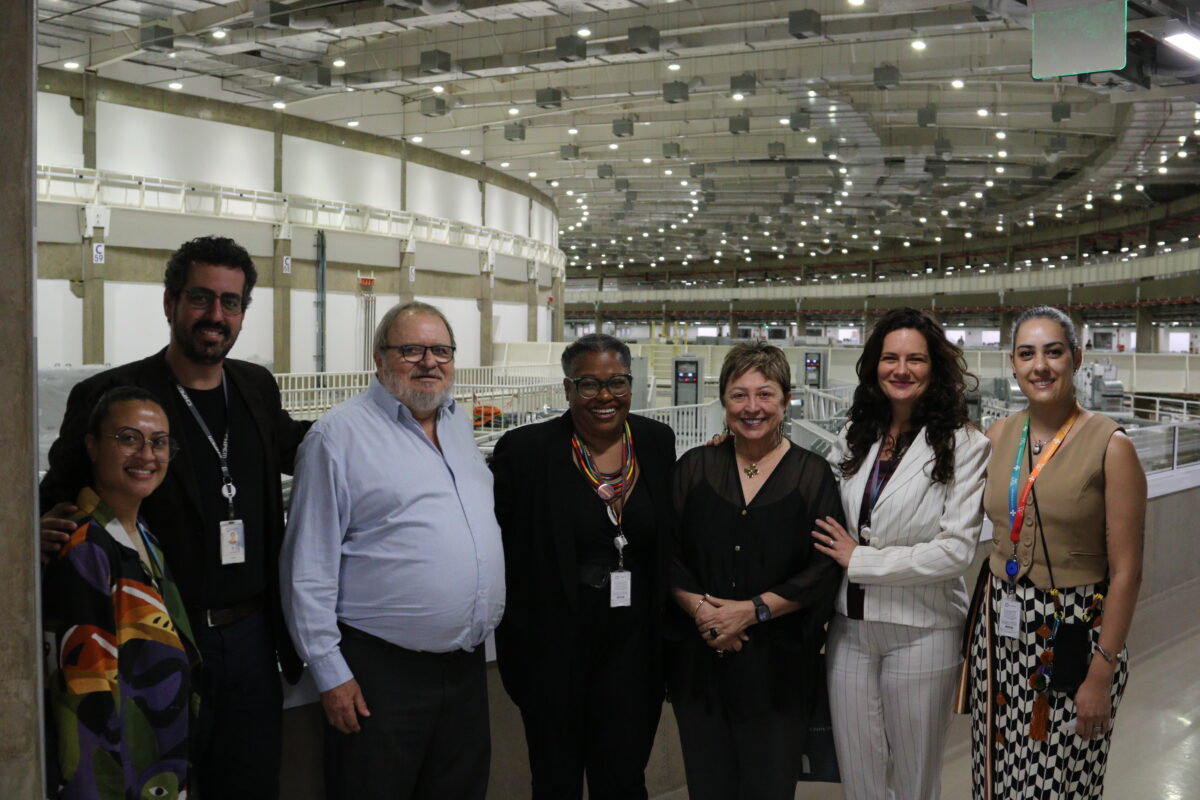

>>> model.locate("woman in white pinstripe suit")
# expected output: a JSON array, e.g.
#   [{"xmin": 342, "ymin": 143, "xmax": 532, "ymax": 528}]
[{"xmin": 812, "ymin": 307, "xmax": 989, "ymax": 800}]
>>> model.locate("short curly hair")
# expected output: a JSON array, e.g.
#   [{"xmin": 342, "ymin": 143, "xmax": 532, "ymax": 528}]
[
  {"xmin": 718, "ymin": 341, "xmax": 792, "ymax": 401},
  {"xmin": 163, "ymin": 236, "xmax": 257, "ymax": 308}
]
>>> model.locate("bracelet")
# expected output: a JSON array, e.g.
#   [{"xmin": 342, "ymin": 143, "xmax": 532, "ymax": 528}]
[
  {"xmin": 692, "ymin": 595, "xmax": 708, "ymax": 616},
  {"xmin": 1094, "ymin": 642, "xmax": 1118, "ymax": 665}
]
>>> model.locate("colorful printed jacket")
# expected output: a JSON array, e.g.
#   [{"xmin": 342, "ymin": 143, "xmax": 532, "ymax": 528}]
[{"xmin": 44, "ymin": 488, "xmax": 199, "ymax": 800}]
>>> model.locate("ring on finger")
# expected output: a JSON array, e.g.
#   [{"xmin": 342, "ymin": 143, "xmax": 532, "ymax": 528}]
[{"xmin": 708, "ymin": 627, "xmax": 719, "ymax": 640}]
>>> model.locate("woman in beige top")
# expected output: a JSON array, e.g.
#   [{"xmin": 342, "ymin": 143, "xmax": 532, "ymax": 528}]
[{"xmin": 963, "ymin": 306, "xmax": 1145, "ymax": 800}]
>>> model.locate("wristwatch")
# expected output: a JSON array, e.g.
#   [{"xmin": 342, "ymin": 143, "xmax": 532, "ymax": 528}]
[{"xmin": 751, "ymin": 595, "xmax": 771, "ymax": 623}]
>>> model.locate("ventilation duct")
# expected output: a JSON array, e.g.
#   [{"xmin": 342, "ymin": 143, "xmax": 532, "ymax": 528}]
[
  {"xmin": 704, "ymin": 191, "xmax": 716, "ymax": 203},
  {"xmin": 917, "ymin": 105, "xmax": 937, "ymax": 127},
  {"xmin": 1051, "ymin": 102, "xmax": 1071, "ymax": 121},
  {"xmin": 934, "ymin": 137, "xmax": 953, "ymax": 156},
  {"xmin": 302, "ymin": 66, "xmax": 331, "ymax": 88},
  {"xmin": 557, "ymin": 35, "xmax": 588, "ymax": 62},
  {"xmin": 612, "ymin": 118, "xmax": 634, "ymax": 138},
  {"xmin": 420, "ymin": 49, "xmax": 451, "ymax": 74},
  {"xmin": 789, "ymin": 111, "xmax": 811, "ymax": 131},
  {"xmin": 789, "ymin": 10, "xmax": 822, "ymax": 39},
  {"xmin": 785, "ymin": 165, "xmax": 800, "ymax": 178},
  {"xmin": 729, "ymin": 115, "xmax": 750, "ymax": 135},
  {"xmin": 701, "ymin": 179, "xmax": 715, "ymax": 191},
  {"xmin": 730, "ymin": 73, "xmax": 756, "ymax": 97},
  {"xmin": 504, "ymin": 123, "xmax": 525, "ymax": 142},
  {"xmin": 689, "ymin": 163, "xmax": 705, "ymax": 178},
  {"xmin": 420, "ymin": 96, "xmax": 449, "ymax": 116},
  {"xmin": 874, "ymin": 65, "xmax": 901, "ymax": 89},
  {"xmin": 535, "ymin": 88, "xmax": 563, "ymax": 108},
  {"xmin": 768, "ymin": 142, "xmax": 786, "ymax": 160},
  {"xmin": 139, "ymin": 24, "xmax": 174, "ymax": 52},
  {"xmin": 615, "ymin": 178, "xmax": 630, "ymax": 191},
  {"xmin": 663, "ymin": 81, "xmax": 689, "ymax": 104},
  {"xmin": 560, "ymin": 144, "xmax": 580, "ymax": 160},
  {"xmin": 628, "ymin": 26, "xmax": 660, "ymax": 53},
  {"xmin": 598, "ymin": 164, "xmax": 615, "ymax": 179},
  {"xmin": 663, "ymin": 142, "xmax": 682, "ymax": 158},
  {"xmin": 822, "ymin": 138, "xmax": 839, "ymax": 157},
  {"xmin": 252, "ymin": 2, "xmax": 289, "ymax": 29},
  {"xmin": 626, "ymin": 191, "xmax": 638, "ymax": 202}
]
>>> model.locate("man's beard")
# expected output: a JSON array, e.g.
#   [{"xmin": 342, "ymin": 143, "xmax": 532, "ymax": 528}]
[
  {"xmin": 379, "ymin": 366, "xmax": 453, "ymax": 415},
  {"xmin": 173, "ymin": 317, "xmax": 236, "ymax": 365}
]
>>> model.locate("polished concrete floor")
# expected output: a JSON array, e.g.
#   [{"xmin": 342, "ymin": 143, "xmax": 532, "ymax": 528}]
[{"xmin": 659, "ymin": 629, "xmax": 1200, "ymax": 799}]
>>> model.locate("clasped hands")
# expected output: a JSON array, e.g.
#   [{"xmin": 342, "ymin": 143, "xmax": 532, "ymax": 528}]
[{"xmin": 693, "ymin": 594, "xmax": 754, "ymax": 653}]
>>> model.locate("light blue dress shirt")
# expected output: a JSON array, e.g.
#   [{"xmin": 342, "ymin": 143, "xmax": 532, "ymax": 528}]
[{"xmin": 280, "ymin": 377, "xmax": 506, "ymax": 693}]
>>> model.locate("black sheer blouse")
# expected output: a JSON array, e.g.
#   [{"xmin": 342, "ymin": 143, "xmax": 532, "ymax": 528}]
[{"xmin": 668, "ymin": 439, "xmax": 844, "ymax": 719}]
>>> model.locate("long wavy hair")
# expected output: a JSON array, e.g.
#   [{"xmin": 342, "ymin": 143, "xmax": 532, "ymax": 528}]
[{"xmin": 840, "ymin": 308, "xmax": 976, "ymax": 484}]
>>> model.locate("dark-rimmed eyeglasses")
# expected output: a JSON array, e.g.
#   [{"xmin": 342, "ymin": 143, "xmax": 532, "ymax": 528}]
[
  {"xmin": 101, "ymin": 427, "xmax": 180, "ymax": 461},
  {"xmin": 569, "ymin": 374, "xmax": 634, "ymax": 399},
  {"xmin": 183, "ymin": 287, "xmax": 246, "ymax": 315},
  {"xmin": 380, "ymin": 344, "xmax": 457, "ymax": 364}
]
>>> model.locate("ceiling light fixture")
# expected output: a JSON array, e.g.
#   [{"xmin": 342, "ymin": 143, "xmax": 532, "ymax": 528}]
[
  {"xmin": 951, "ymin": 78, "xmax": 964, "ymax": 89},
  {"xmin": 272, "ymin": 101, "xmax": 287, "ymax": 110},
  {"xmin": 333, "ymin": 58, "xmax": 346, "ymax": 68},
  {"xmin": 608, "ymin": 143, "xmax": 619, "ymax": 150},
  {"xmin": 642, "ymin": 157, "xmax": 652, "ymax": 164},
  {"xmin": 347, "ymin": 120, "xmax": 360, "ymax": 127},
  {"xmin": 1164, "ymin": 19, "xmax": 1200, "ymax": 60},
  {"xmin": 911, "ymin": 39, "xmax": 927, "ymax": 50},
  {"xmin": 211, "ymin": 29, "xmax": 227, "ymax": 39},
  {"xmin": 432, "ymin": 85, "xmax": 445, "ymax": 94},
  {"xmin": 63, "ymin": 61, "xmax": 80, "ymax": 70},
  {"xmin": 577, "ymin": 26, "xmax": 592, "ymax": 37},
  {"xmin": 977, "ymin": 107, "xmax": 989, "ymax": 117},
  {"xmin": 168, "ymin": 81, "xmax": 183, "ymax": 90},
  {"xmin": 732, "ymin": 92, "xmax": 745, "ymax": 101},
  {"xmin": 459, "ymin": 147, "xmax": 470, "ymax": 154},
  {"xmin": 508, "ymin": 107, "xmax": 519, "ymax": 116},
  {"xmin": 668, "ymin": 62, "xmax": 681, "ymax": 71},
  {"xmin": 567, "ymin": 127, "xmax": 579, "ymax": 135},
  {"xmin": 411, "ymin": 136, "xmax": 423, "ymax": 143}
]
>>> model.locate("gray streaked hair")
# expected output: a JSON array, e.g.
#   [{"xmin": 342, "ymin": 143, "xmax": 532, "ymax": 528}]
[
  {"xmin": 373, "ymin": 301, "xmax": 457, "ymax": 356},
  {"xmin": 560, "ymin": 333, "xmax": 631, "ymax": 377},
  {"xmin": 1011, "ymin": 306, "xmax": 1079, "ymax": 354}
]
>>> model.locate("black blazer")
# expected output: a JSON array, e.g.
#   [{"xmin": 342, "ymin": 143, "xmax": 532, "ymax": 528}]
[
  {"xmin": 489, "ymin": 412, "xmax": 676, "ymax": 710},
  {"xmin": 39, "ymin": 348, "xmax": 308, "ymax": 682}
]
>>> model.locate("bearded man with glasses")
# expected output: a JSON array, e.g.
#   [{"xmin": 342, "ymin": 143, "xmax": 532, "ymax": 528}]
[
  {"xmin": 281, "ymin": 301, "xmax": 505, "ymax": 800},
  {"xmin": 40, "ymin": 235, "xmax": 310, "ymax": 800},
  {"xmin": 488, "ymin": 333, "xmax": 677, "ymax": 800}
]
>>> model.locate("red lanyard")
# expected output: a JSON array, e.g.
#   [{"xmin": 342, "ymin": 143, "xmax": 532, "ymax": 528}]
[{"xmin": 1008, "ymin": 408, "xmax": 1079, "ymax": 545}]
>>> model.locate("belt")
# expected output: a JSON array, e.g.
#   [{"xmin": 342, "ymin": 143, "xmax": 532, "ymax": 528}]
[
  {"xmin": 203, "ymin": 596, "xmax": 263, "ymax": 628},
  {"xmin": 337, "ymin": 622, "xmax": 475, "ymax": 662}
]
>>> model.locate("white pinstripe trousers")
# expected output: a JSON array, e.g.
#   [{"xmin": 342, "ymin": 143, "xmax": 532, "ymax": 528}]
[{"xmin": 826, "ymin": 614, "xmax": 962, "ymax": 800}]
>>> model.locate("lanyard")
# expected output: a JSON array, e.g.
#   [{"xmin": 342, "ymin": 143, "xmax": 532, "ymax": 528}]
[
  {"xmin": 175, "ymin": 375, "xmax": 238, "ymax": 519},
  {"xmin": 571, "ymin": 422, "xmax": 636, "ymax": 568},
  {"xmin": 1005, "ymin": 408, "xmax": 1078, "ymax": 582}
]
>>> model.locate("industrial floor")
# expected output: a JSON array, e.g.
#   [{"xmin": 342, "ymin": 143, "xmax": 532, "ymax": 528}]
[{"xmin": 658, "ymin": 629, "xmax": 1200, "ymax": 799}]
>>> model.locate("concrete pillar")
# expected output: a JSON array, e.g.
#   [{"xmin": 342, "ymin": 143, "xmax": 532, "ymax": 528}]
[
  {"xmin": 1074, "ymin": 234, "xmax": 1083, "ymax": 264},
  {"xmin": 1005, "ymin": 244, "xmax": 1015, "ymax": 272},
  {"xmin": 594, "ymin": 304, "xmax": 603, "ymax": 336},
  {"xmin": 867, "ymin": 259, "xmax": 876, "ymax": 281},
  {"xmin": 272, "ymin": 231, "xmax": 292, "ymax": 372},
  {"xmin": 729, "ymin": 312, "xmax": 738, "ymax": 339},
  {"xmin": 82, "ymin": 73, "xmax": 97, "ymax": 169},
  {"xmin": 398, "ymin": 247, "xmax": 415, "ymax": 304},
  {"xmin": 479, "ymin": 271, "xmax": 494, "ymax": 366},
  {"xmin": 1068, "ymin": 308, "xmax": 1085, "ymax": 348},
  {"xmin": 273, "ymin": 113, "xmax": 284, "ymax": 193},
  {"xmin": 81, "ymin": 218, "xmax": 107, "ymax": 365},
  {"xmin": 0, "ymin": 1, "xmax": 46, "ymax": 794},
  {"xmin": 551, "ymin": 273, "xmax": 564, "ymax": 342},
  {"xmin": 1135, "ymin": 306, "xmax": 1156, "ymax": 353},
  {"xmin": 526, "ymin": 275, "xmax": 538, "ymax": 342},
  {"xmin": 1000, "ymin": 309, "xmax": 1015, "ymax": 350}
]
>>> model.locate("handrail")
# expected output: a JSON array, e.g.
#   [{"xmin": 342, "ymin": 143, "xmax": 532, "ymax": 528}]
[
  {"xmin": 35, "ymin": 164, "xmax": 565, "ymax": 271},
  {"xmin": 1120, "ymin": 393, "xmax": 1200, "ymax": 423}
]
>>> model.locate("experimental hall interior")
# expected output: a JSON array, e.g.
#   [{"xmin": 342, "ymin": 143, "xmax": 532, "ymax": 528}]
[{"xmin": 3, "ymin": 0, "xmax": 1200, "ymax": 797}]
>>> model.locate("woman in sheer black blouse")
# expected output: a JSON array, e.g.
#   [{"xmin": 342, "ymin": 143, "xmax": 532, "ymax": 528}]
[{"xmin": 668, "ymin": 342, "xmax": 844, "ymax": 800}]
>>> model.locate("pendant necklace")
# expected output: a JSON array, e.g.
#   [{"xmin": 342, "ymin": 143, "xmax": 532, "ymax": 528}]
[
  {"xmin": 743, "ymin": 462, "xmax": 759, "ymax": 479},
  {"xmin": 1031, "ymin": 438, "xmax": 1045, "ymax": 455}
]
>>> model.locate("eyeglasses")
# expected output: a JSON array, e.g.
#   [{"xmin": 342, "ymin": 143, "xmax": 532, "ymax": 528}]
[
  {"xmin": 569, "ymin": 374, "xmax": 634, "ymax": 398},
  {"xmin": 380, "ymin": 344, "xmax": 457, "ymax": 364},
  {"xmin": 101, "ymin": 427, "xmax": 180, "ymax": 461},
  {"xmin": 183, "ymin": 287, "xmax": 246, "ymax": 315}
]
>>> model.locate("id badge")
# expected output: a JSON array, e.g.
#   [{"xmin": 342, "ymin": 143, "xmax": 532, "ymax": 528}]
[
  {"xmin": 610, "ymin": 570, "xmax": 632, "ymax": 608},
  {"xmin": 219, "ymin": 519, "xmax": 246, "ymax": 565},
  {"xmin": 997, "ymin": 597, "xmax": 1022, "ymax": 639}
]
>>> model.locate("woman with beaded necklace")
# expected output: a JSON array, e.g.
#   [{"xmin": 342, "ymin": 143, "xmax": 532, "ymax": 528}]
[{"xmin": 964, "ymin": 306, "xmax": 1145, "ymax": 799}]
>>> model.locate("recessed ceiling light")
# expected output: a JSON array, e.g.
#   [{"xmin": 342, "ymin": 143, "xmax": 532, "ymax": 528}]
[
  {"xmin": 63, "ymin": 61, "xmax": 80, "ymax": 70},
  {"xmin": 664, "ymin": 169, "xmax": 673, "ymax": 175},
  {"xmin": 345, "ymin": 86, "xmax": 355, "ymax": 92},
  {"xmin": 849, "ymin": 0, "xmax": 865, "ymax": 6},
  {"xmin": 272, "ymin": 101, "xmax": 287, "ymax": 109},
  {"xmin": 332, "ymin": 58, "xmax": 346, "ymax": 68},
  {"xmin": 411, "ymin": 135, "xmax": 423, "ymax": 143},
  {"xmin": 528, "ymin": 171, "xmax": 538, "ymax": 177},
  {"xmin": 567, "ymin": 127, "xmax": 579, "ymax": 135},
  {"xmin": 608, "ymin": 143, "xmax": 619, "ymax": 150},
  {"xmin": 732, "ymin": 92, "xmax": 745, "ymax": 101},
  {"xmin": 668, "ymin": 62, "xmax": 681, "ymax": 71},
  {"xmin": 951, "ymin": 78, "xmax": 965, "ymax": 89},
  {"xmin": 996, "ymin": 131, "xmax": 1007, "ymax": 139},
  {"xmin": 459, "ymin": 147, "xmax": 470, "ymax": 155},
  {"xmin": 911, "ymin": 39, "xmax": 927, "ymax": 50},
  {"xmin": 432, "ymin": 85, "xmax": 445, "ymax": 94},
  {"xmin": 977, "ymin": 107, "xmax": 989, "ymax": 117},
  {"xmin": 779, "ymin": 117, "xmax": 790, "ymax": 125},
  {"xmin": 550, "ymin": 180, "xmax": 560, "ymax": 187},
  {"xmin": 807, "ymin": 135, "xmax": 817, "ymax": 143},
  {"xmin": 273, "ymin": 75, "xmax": 283, "ymax": 83},
  {"xmin": 500, "ymin": 161, "xmax": 510, "ymax": 167},
  {"xmin": 642, "ymin": 157, "xmax": 652, "ymax": 164},
  {"xmin": 168, "ymin": 81, "xmax": 183, "ymax": 90},
  {"xmin": 347, "ymin": 120, "xmax": 359, "ymax": 127},
  {"xmin": 997, "ymin": 149, "xmax": 1007, "ymax": 158},
  {"xmin": 508, "ymin": 107, "xmax": 520, "ymax": 116},
  {"xmin": 577, "ymin": 27, "xmax": 592, "ymax": 37},
  {"xmin": 211, "ymin": 29, "xmax": 227, "ymax": 39}
]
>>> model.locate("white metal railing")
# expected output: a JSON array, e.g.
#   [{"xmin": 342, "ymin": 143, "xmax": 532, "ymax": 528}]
[
  {"xmin": 1126, "ymin": 420, "xmax": 1200, "ymax": 473},
  {"xmin": 278, "ymin": 371, "xmax": 373, "ymax": 421},
  {"xmin": 632, "ymin": 400, "xmax": 725, "ymax": 457},
  {"xmin": 796, "ymin": 386, "xmax": 852, "ymax": 423},
  {"xmin": 1120, "ymin": 393, "xmax": 1200, "ymax": 423},
  {"xmin": 36, "ymin": 164, "xmax": 565, "ymax": 271},
  {"xmin": 456, "ymin": 363, "xmax": 561, "ymax": 385},
  {"xmin": 455, "ymin": 382, "xmax": 562, "ymax": 434}
]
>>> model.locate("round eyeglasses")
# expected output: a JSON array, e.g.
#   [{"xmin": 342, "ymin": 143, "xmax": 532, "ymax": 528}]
[
  {"xmin": 569, "ymin": 374, "xmax": 634, "ymax": 399},
  {"xmin": 183, "ymin": 287, "xmax": 246, "ymax": 315},
  {"xmin": 101, "ymin": 427, "xmax": 180, "ymax": 461}
]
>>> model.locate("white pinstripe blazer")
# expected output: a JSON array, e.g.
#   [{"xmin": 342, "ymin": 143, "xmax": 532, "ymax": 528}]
[{"xmin": 827, "ymin": 425, "xmax": 990, "ymax": 629}]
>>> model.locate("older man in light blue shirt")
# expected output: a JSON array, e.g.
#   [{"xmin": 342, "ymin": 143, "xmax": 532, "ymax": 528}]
[{"xmin": 281, "ymin": 300, "xmax": 504, "ymax": 800}]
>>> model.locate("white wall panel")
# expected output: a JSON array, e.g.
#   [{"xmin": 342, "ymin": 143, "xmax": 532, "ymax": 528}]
[
  {"xmin": 234, "ymin": 290, "xmax": 273, "ymax": 368},
  {"xmin": 493, "ymin": 301, "xmax": 527, "ymax": 343},
  {"xmin": 538, "ymin": 306, "xmax": 551, "ymax": 342},
  {"xmin": 484, "ymin": 184, "xmax": 529, "ymax": 236},
  {"xmin": 105, "ymin": 209, "xmax": 274, "ymax": 256},
  {"xmin": 37, "ymin": 92, "xmax": 84, "ymax": 168},
  {"xmin": 291, "ymin": 289, "xmax": 319, "ymax": 373},
  {"xmin": 37, "ymin": 279, "xmax": 84, "ymax": 368},
  {"xmin": 97, "ymin": 103, "xmax": 273, "ymax": 191},
  {"xmin": 289, "ymin": 289, "xmax": 366, "ymax": 373},
  {"xmin": 407, "ymin": 163, "xmax": 481, "ymax": 225},
  {"xmin": 104, "ymin": 282, "xmax": 171, "ymax": 366},
  {"xmin": 531, "ymin": 203, "xmax": 557, "ymax": 246},
  {"xmin": 282, "ymin": 136, "xmax": 403, "ymax": 210},
  {"xmin": 324, "ymin": 231, "xmax": 401, "ymax": 269},
  {"xmin": 413, "ymin": 241, "xmax": 478, "ymax": 276},
  {"xmin": 415, "ymin": 294, "xmax": 480, "ymax": 368},
  {"xmin": 494, "ymin": 254, "xmax": 527, "ymax": 282},
  {"xmin": 38, "ymin": 202, "xmax": 82, "ymax": 244}
]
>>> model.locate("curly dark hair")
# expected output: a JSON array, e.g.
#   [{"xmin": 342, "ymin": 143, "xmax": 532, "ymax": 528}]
[
  {"xmin": 840, "ymin": 307, "xmax": 977, "ymax": 484},
  {"xmin": 163, "ymin": 236, "xmax": 257, "ymax": 308}
]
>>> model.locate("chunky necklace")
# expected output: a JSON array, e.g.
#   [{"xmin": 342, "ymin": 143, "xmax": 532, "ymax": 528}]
[{"xmin": 571, "ymin": 422, "xmax": 636, "ymax": 502}]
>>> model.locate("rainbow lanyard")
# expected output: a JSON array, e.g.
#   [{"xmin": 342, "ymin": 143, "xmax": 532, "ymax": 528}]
[
  {"xmin": 1005, "ymin": 408, "xmax": 1079, "ymax": 583},
  {"xmin": 571, "ymin": 422, "xmax": 636, "ymax": 568}
]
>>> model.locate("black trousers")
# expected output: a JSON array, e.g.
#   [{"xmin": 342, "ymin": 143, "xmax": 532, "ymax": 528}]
[
  {"xmin": 672, "ymin": 695, "xmax": 805, "ymax": 800},
  {"xmin": 518, "ymin": 587, "xmax": 663, "ymax": 800},
  {"xmin": 191, "ymin": 608, "xmax": 284, "ymax": 800},
  {"xmin": 326, "ymin": 626, "xmax": 490, "ymax": 800}
]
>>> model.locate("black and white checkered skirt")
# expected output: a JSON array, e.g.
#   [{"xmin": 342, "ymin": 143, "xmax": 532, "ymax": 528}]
[{"xmin": 968, "ymin": 574, "xmax": 1129, "ymax": 800}]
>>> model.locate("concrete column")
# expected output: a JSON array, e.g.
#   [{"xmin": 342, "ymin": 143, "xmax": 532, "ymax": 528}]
[
  {"xmin": 272, "ymin": 231, "xmax": 292, "ymax": 372},
  {"xmin": 1000, "ymin": 309, "xmax": 1015, "ymax": 350},
  {"xmin": 1074, "ymin": 234, "xmax": 1083, "ymax": 264},
  {"xmin": 594, "ymin": 304, "xmax": 603, "ymax": 336},
  {"xmin": 479, "ymin": 272, "xmax": 494, "ymax": 367},
  {"xmin": 526, "ymin": 276, "xmax": 538, "ymax": 342},
  {"xmin": 1005, "ymin": 244, "xmax": 1015, "ymax": 272},
  {"xmin": 81, "ymin": 221, "xmax": 106, "ymax": 365},
  {"xmin": 0, "ymin": 1, "xmax": 45, "ymax": 794},
  {"xmin": 398, "ymin": 247, "xmax": 415, "ymax": 304},
  {"xmin": 1135, "ymin": 306, "xmax": 1156, "ymax": 353},
  {"xmin": 867, "ymin": 259, "xmax": 876, "ymax": 281},
  {"xmin": 82, "ymin": 73, "xmax": 97, "ymax": 169},
  {"xmin": 729, "ymin": 311, "xmax": 738, "ymax": 339},
  {"xmin": 551, "ymin": 274, "xmax": 564, "ymax": 342},
  {"xmin": 1068, "ymin": 308, "xmax": 1085, "ymax": 347},
  {"xmin": 862, "ymin": 312, "xmax": 874, "ymax": 343},
  {"xmin": 273, "ymin": 113, "xmax": 284, "ymax": 193}
]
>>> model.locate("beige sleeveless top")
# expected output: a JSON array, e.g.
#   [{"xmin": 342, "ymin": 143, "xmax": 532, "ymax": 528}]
[{"xmin": 984, "ymin": 409, "xmax": 1121, "ymax": 589}]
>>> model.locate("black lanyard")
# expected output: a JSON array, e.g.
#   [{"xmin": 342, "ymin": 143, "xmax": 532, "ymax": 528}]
[{"xmin": 175, "ymin": 375, "xmax": 238, "ymax": 519}]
